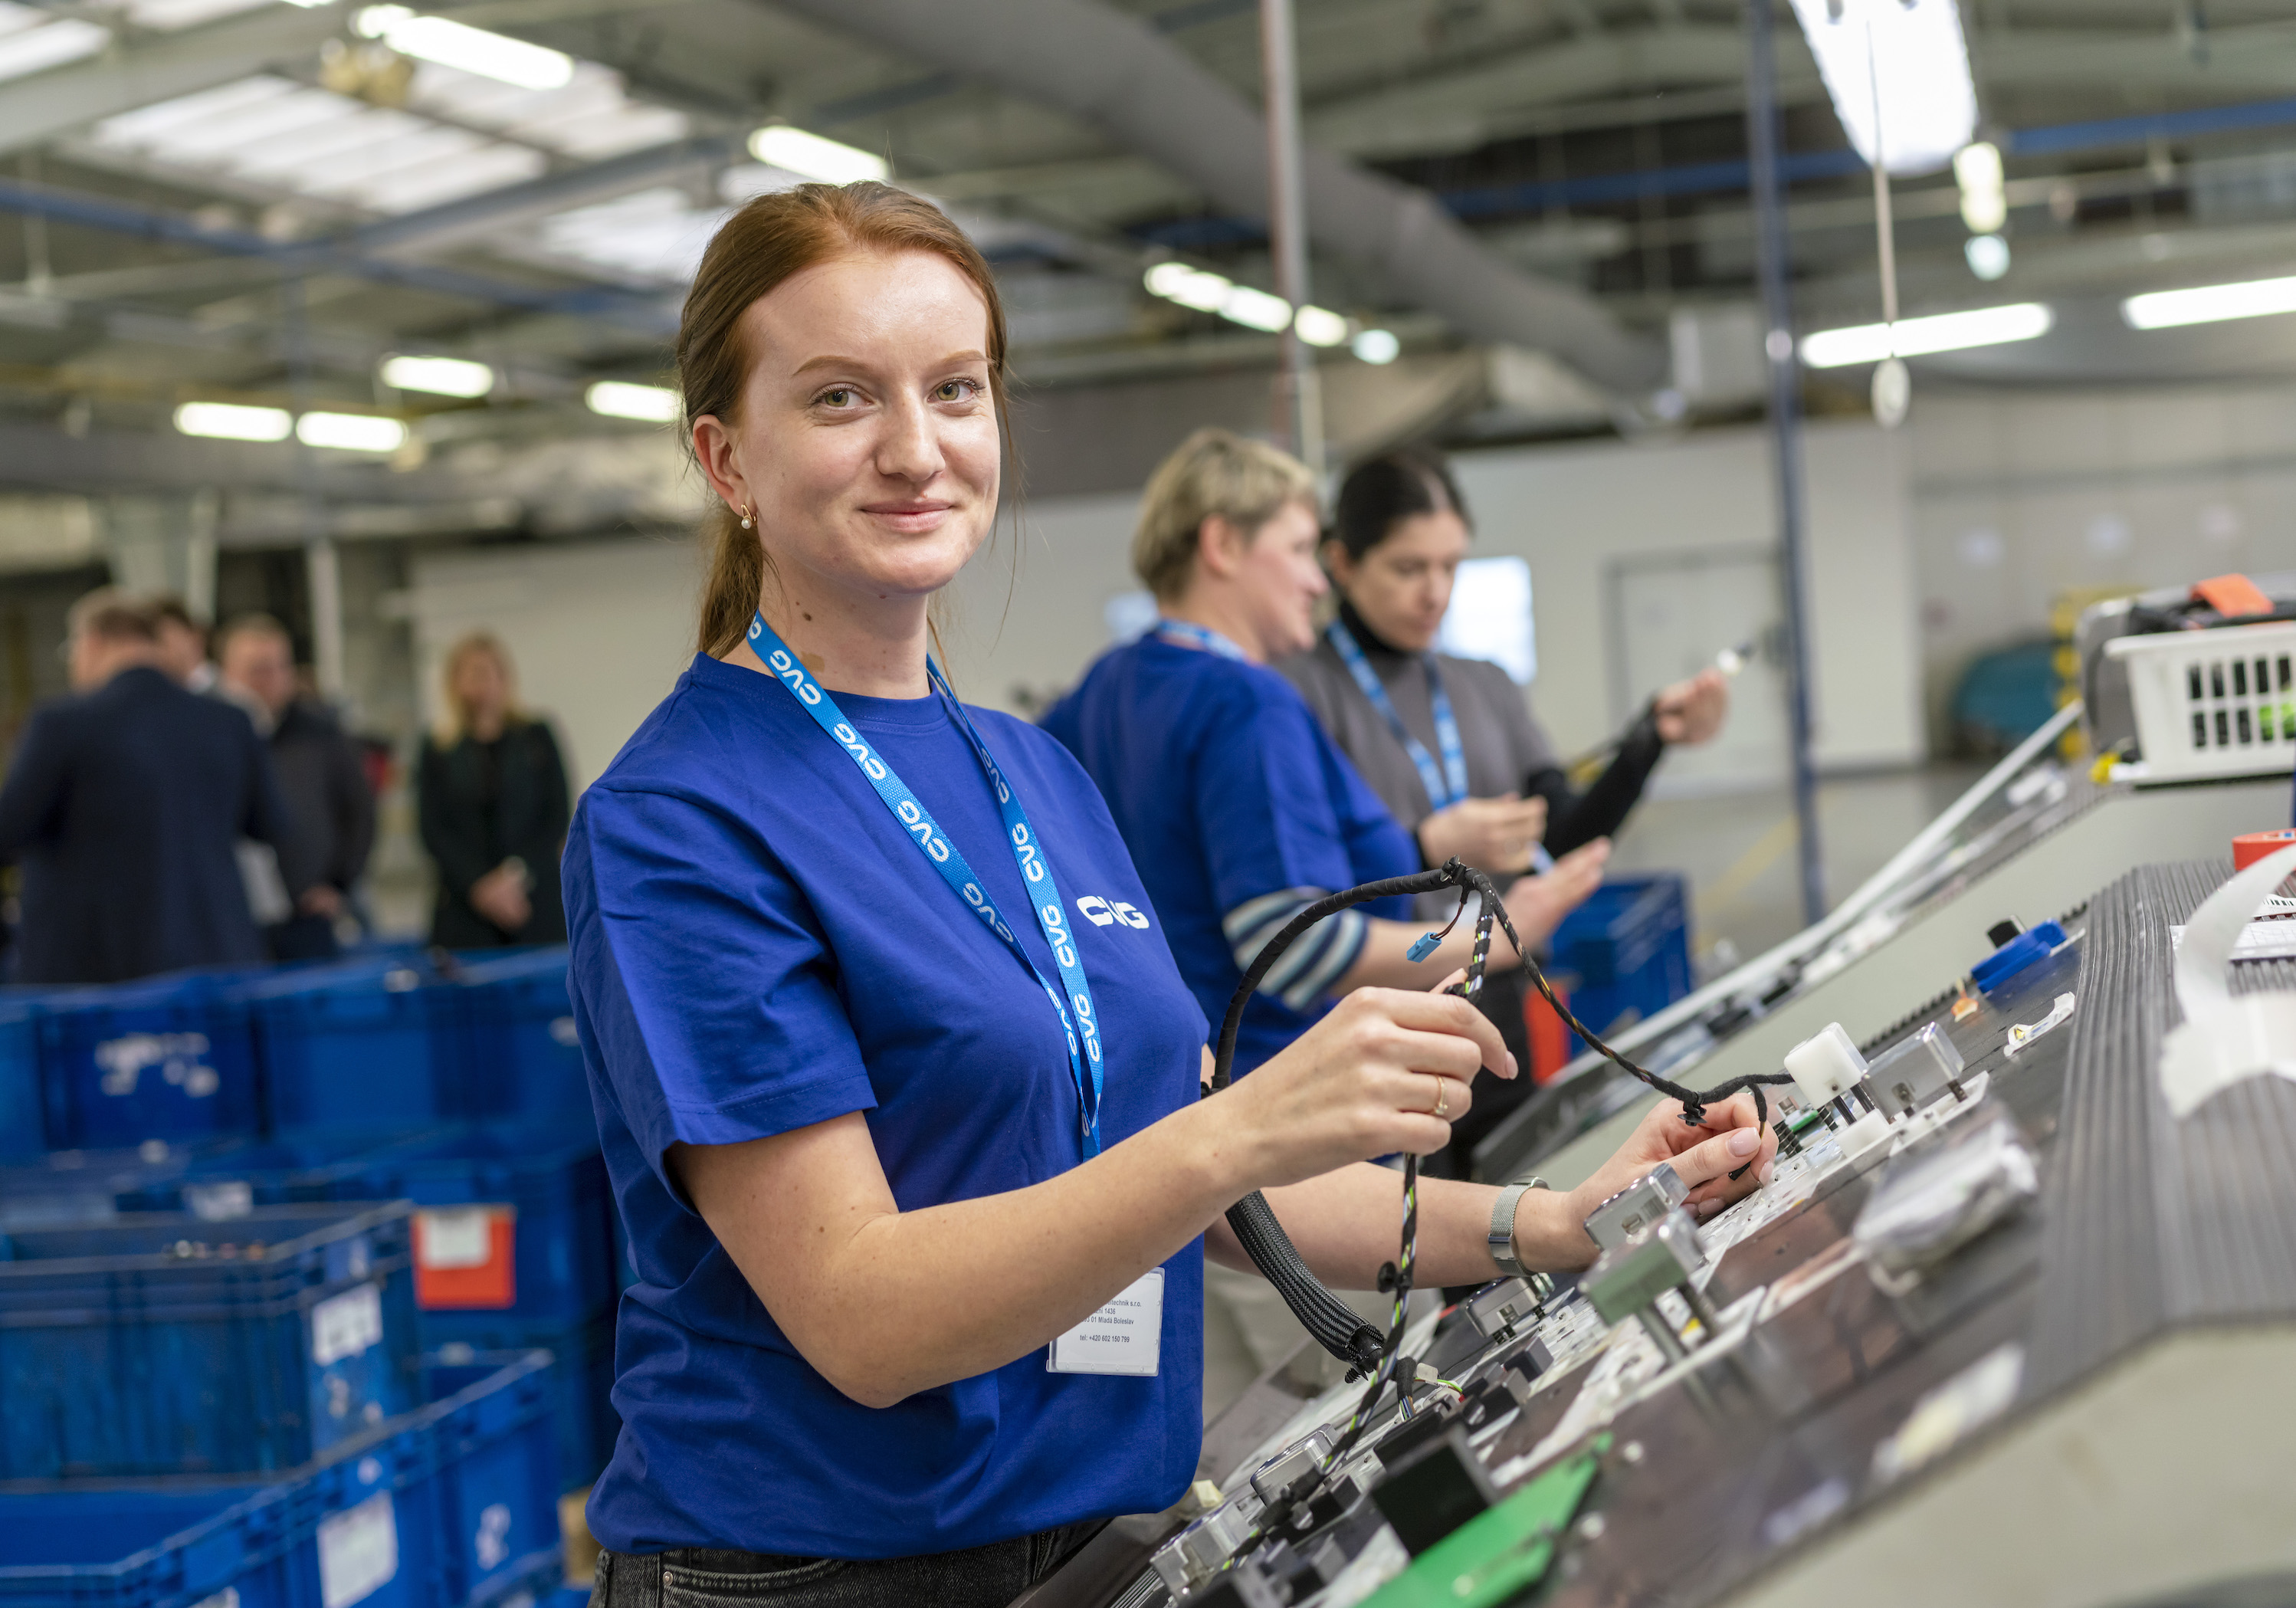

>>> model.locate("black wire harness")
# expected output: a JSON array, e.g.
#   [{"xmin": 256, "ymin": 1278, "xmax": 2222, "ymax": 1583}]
[{"xmin": 1203, "ymin": 856, "xmax": 1793, "ymax": 1559}]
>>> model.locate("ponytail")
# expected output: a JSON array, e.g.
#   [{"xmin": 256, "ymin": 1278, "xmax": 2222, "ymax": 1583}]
[{"xmin": 697, "ymin": 503, "xmax": 767, "ymax": 658}]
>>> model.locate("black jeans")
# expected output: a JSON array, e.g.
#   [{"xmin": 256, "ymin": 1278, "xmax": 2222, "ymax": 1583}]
[{"xmin": 592, "ymin": 1524, "xmax": 1097, "ymax": 1608}]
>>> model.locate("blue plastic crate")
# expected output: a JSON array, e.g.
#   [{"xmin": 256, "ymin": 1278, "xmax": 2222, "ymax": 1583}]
[
  {"xmin": 1552, "ymin": 875, "xmax": 1693, "ymax": 1052},
  {"xmin": 0, "ymin": 1140, "xmax": 218, "ymax": 1229},
  {"xmin": 239, "ymin": 957, "xmax": 457, "ymax": 1137},
  {"xmin": 336, "ymin": 1123, "xmax": 614, "ymax": 1326},
  {"xmin": 113, "ymin": 1130, "xmax": 444, "ymax": 1220},
  {"xmin": 446, "ymin": 949, "xmax": 588, "ymax": 1122},
  {"xmin": 1551, "ymin": 875, "xmax": 1691, "ymax": 990},
  {"xmin": 0, "ymin": 998, "xmax": 44, "ymax": 1165},
  {"xmin": 35, "ymin": 976, "xmax": 260, "ymax": 1151},
  {"xmin": 0, "ymin": 1203, "xmax": 420, "ymax": 1478},
  {"xmin": 425, "ymin": 1311, "xmax": 618, "ymax": 1492},
  {"xmin": 0, "ymin": 1353, "xmax": 562, "ymax": 1608}
]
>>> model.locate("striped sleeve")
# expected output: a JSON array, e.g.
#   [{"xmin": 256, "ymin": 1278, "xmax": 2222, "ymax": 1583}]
[{"xmin": 1222, "ymin": 887, "xmax": 1368, "ymax": 1012}]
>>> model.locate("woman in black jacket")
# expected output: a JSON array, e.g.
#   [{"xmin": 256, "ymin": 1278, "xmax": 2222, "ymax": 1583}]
[{"xmin": 418, "ymin": 632, "xmax": 570, "ymax": 949}]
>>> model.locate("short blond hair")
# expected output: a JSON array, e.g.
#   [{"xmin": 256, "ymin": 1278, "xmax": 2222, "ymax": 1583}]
[{"xmin": 1132, "ymin": 428, "xmax": 1319, "ymax": 602}]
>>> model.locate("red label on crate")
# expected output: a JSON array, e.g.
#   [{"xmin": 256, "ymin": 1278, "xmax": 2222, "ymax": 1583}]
[{"xmin": 414, "ymin": 1205, "xmax": 517, "ymax": 1309}]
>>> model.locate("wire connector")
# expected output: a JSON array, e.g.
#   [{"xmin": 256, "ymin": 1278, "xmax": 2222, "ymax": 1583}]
[{"xmin": 1406, "ymin": 931, "xmax": 1442, "ymax": 963}]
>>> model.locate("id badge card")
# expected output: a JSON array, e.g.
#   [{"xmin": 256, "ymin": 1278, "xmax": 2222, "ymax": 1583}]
[{"xmin": 1047, "ymin": 1268, "xmax": 1163, "ymax": 1377}]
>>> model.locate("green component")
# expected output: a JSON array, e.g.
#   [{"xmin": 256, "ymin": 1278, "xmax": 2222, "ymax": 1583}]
[
  {"xmin": 1363, "ymin": 1436, "xmax": 1608, "ymax": 1608},
  {"xmin": 1786, "ymin": 1111, "xmax": 1825, "ymax": 1134}
]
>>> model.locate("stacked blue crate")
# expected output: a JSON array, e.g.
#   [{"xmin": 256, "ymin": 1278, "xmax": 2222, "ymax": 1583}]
[
  {"xmin": 1548, "ymin": 875, "xmax": 1694, "ymax": 1055},
  {"xmin": 369, "ymin": 1123, "xmax": 620, "ymax": 1493},
  {"xmin": 0, "ymin": 1353, "xmax": 562, "ymax": 1608},
  {"xmin": 34, "ymin": 974, "xmax": 261, "ymax": 1151},
  {"xmin": 0, "ymin": 944, "xmax": 622, "ymax": 1505},
  {"xmin": 0, "ymin": 997, "xmax": 46, "ymax": 1164},
  {"xmin": 238, "ymin": 955, "xmax": 459, "ymax": 1138},
  {"xmin": 445, "ymin": 948, "xmax": 588, "ymax": 1122},
  {"xmin": 0, "ymin": 1203, "xmax": 421, "ymax": 1479}
]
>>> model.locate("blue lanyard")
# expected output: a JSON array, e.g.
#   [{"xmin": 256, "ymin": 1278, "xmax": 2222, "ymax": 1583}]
[
  {"xmin": 1327, "ymin": 619, "xmax": 1469, "ymax": 810},
  {"xmin": 1154, "ymin": 619, "xmax": 1249, "ymax": 661},
  {"xmin": 746, "ymin": 612, "xmax": 1105, "ymax": 1157}
]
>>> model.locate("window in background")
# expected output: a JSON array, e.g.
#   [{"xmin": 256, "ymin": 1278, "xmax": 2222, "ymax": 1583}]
[{"xmin": 1437, "ymin": 556, "xmax": 1537, "ymax": 686}]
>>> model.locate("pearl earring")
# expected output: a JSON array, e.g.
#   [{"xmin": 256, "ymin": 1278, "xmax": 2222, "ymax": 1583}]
[{"xmin": 738, "ymin": 504, "xmax": 753, "ymax": 530}]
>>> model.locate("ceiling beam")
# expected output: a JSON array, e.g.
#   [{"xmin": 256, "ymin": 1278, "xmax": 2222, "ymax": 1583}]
[
  {"xmin": 350, "ymin": 134, "xmax": 740, "ymax": 258},
  {"xmin": 0, "ymin": 2, "xmax": 351, "ymax": 158},
  {"xmin": 768, "ymin": 0, "xmax": 1668, "ymax": 394}
]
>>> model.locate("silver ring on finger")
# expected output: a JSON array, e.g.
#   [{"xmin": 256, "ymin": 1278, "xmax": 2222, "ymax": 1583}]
[{"xmin": 1428, "ymin": 1074, "xmax": 1449, "ymax": 1119}]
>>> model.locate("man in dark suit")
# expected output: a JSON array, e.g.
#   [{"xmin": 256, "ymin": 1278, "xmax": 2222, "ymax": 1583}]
[{"xmin": 0, "ymin": 590, "xmax": 310, "ymax": 985}]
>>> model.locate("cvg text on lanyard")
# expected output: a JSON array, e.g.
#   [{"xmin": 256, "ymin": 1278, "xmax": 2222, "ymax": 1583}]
[{"xmin": 748, "ymin": 610, "xmax": 1107, "ymax": 1158}]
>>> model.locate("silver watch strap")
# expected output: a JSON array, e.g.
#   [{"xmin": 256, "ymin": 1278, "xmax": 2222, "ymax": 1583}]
[{"xmin": 1487, "ymin": 1176, "xmax": 1547, "ymax": 1278}]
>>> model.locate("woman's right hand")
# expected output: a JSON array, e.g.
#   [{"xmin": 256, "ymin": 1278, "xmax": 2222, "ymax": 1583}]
[
  {"xmin": 1497, "ymin": 838, "xmax": 1608, "ymax": 947},
  {"xmin": 471, "ymin": 863, "xmax": 532, "ymax": 933},
  {"xmin": 1415, "ymin": 793, "xmax": 1549, "ymax": 876},
  {"xmin": 1226, "ymin": 984, "xmax": 1513, "ymax": 1189}
]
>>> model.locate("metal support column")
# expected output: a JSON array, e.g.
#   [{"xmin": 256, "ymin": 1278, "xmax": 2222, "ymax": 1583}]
[
  {"xmin": 282, "ymin": 275, "xmax": 346, "ymax": 701},
  {"xmin": 1745, "ymin": 0, "xmax": 1825, "ymax": 927},
  {"xmin": 1258, "ymin": 0, "xmax": 1322, "ymax": 472}
]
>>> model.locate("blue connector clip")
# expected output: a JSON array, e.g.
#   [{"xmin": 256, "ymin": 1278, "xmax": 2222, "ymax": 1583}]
[{"xmin": 1407, "ymin": 932, "xmax": 1442, "ymax": 963}]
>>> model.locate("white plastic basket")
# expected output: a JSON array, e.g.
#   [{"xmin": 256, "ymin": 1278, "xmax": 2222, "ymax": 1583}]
[{"xmin": 2106, "ymin": 619, "xmax": 2296, "ymax": 783}]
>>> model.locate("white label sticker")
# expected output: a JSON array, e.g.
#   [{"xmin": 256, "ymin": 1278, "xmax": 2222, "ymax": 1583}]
[
  {"xmin": 318, "ymin": 1492, "xmax": 399, "ymax": 1608},
  {"xmin": 417, "ymin": 1206, "xmax": 507, "ymax": 1270},
  {"xmin": 474, "ymin": 1501, "xmax": 513, "ymax": 1570},
  {"xmin": 1047, "ymin": 1268, "xmax": 1163, "ymax": 1377},
  {"xmin": 311, "ymin": 1282, "xmax": 384, "ymax": 1367},
  {"xmin": 185, "ymin": 1180, "xmax": 254, "ymax": 1222}
]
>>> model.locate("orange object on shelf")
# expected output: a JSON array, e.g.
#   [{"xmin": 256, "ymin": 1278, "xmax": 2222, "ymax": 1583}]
[
  {"xmin": 2233, "ymin": 829, "xmax": 2296, "ymax": 872},
  {"xmin": 1525, "ymin": 983, "xmax": 1577, "ymax": 1085},
  {"xmin": 2194, "ymin": 573, "xmax": 2274, "ymax": 619}
]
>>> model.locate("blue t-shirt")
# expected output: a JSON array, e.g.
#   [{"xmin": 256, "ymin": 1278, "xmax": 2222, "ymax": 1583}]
[
  {"xmin": 566, "ymin": 653, "xmax": 1209, "ymax": 1558},
  {"xmin": 1041, "ymin": 634, "xmax": 1419, "ymax": 1075}
]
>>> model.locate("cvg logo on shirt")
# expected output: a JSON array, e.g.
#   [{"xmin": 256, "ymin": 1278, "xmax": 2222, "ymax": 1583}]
[{"xmin": 1075, "ymin": 896, "xmax": 1151, "ymax": 930}]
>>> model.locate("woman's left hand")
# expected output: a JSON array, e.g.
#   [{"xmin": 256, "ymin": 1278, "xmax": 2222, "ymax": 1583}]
[{"xmin": 1560, "ymin": 1091, "xmax": 1779, "ymax": 1255}]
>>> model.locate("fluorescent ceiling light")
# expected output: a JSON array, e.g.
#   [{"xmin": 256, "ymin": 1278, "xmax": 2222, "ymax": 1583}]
[
  {"xmin": 1142, "ymin": 261, "xmax": 1314, "ymax": 336},
  {"xmin": 1787, "ymin": 0, "xmax": 1976, "ymax": 176},
  {"xmin": 1800, "ymin": 302, "xmax": 2052, "ymax": 368},
  {"xmin": 1143, "ymin": 261, "xmax": 1232, "ymax": 313},
  {"xmin": 297, "ymin": 412, "xmax": 408, "ymax": 452},
  {"xmin": 746, "ymin": 125, "xmax": 888, "ymax": 185},
  {"xmin": 174, "ymin": 401, "xmax": 291, "ymax": 441},
  {"xmin": 1221, "ymin": 285, "xmax": 1292, "ymax": 333},
  {"xmin": 354, "ymin": 6, "xmax": 573, "ymax": 91},
  {"xmin": 1294, "ymin": 305, "xmax": 1350, "ymax": 348},
  {"xmin": 1954, "ymin": 141, "xmax": 2006, "ymax": 234},
  {"xmin": 0, "ymin": 11, "xmax": 109, "ymax": 84},
  {"xmin": 380, "ymin": 354, "xmax": 495, "ymax": 397},
  {"xmin": 2123, "ymin": 274, "xmax": 2296, "ymax": 330},
  {"xmin": 1351, "ymin": 328, "xmax": 1401, "ymax": 365},
  {"xmin": 585, "ymin": 379, "xmax": 680, "ymax": 422},
  {"xmin": 1963, "ymin": 234, "xmax": 2010, "ymax": 282}
]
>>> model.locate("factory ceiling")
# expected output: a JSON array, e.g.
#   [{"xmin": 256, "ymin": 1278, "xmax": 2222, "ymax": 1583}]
[{"xmin": 0, "ymin": 0, "xmax": 2291, "ymax": 523}]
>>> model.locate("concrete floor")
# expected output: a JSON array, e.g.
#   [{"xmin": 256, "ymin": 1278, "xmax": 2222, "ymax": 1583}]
[{"xmin": 1604, "ymin": 764, "xmax": 1986, "ymax": 980}]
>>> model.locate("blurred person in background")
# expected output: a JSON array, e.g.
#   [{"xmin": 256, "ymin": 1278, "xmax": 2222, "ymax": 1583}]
[
  {"xmin": 1280, "ymin": 445, "xmax": 1728, "ymax": 1170},
  {"xmin": 418, "ymin": 631, "xmax": 569, "ymax": 948},
  {"xmin": 0, "ymin": 589, "xmax": 310, "ymax": 983},
  {"xmin": 148, "ymin": 596, "xmax": 217, "ymax": 691},
  {"xmin": 217, "ymin": 613, "xmax": 376, "ymax": 962}
]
